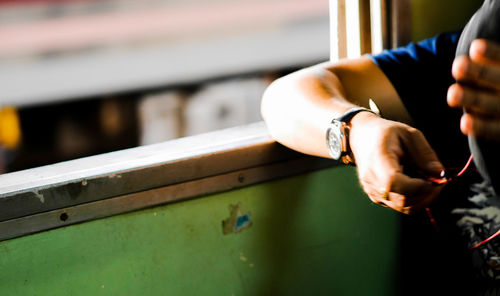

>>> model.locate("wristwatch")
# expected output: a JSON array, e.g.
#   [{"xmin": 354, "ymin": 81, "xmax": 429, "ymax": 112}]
[{"xmin": 326, "ymin": 107, "xmax": 377, "ymax": 164}]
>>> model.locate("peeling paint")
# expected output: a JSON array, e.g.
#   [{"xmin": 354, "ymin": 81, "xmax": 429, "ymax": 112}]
[
  {"xmin": 108, "ymin": 174, "xmax": 122, "ymax": 179},
  {"xmin": 222, "ymin": 203, "xmax": 252, "ymax": 234},
  {"xmin": 239, "ymin": 253, "xmax": 247, "ymax": 262},
  {"xmin": 32, "ymin": 190, "xmax": 45, "ymax": 203},
  {"xmin": 235, "ymin": 214, "xmax": 250, "ymax": 231},
  {"xmin": 82, "ymin": 179, "xmax": 88, "ymax": 186}
]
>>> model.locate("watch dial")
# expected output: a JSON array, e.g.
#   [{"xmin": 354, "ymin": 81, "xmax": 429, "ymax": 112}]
[{"xmin": 327, "ymin": 124, "xmax": 342, "ymax": 160}]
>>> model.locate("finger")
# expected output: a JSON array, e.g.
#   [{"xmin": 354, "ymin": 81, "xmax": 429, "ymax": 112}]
[
  {"xmin": 448, "ymin": 84, "xmax": 500, "ymax": 116},
  {"xmin": 461, "ymin": 113, "xmax": 500, "ymax": 141},
  {"xmin": 452, "ymin": 56, "xmax": 500, "ymax": 90},
  {"xmin": 390, "ymin": 175, "xmax": 441, "ymax": 210},
  {"xmin": 382, "ymin": 189, "xmax": 440, "ymax": 215},
  {"xmin": 361, "ymin": 169, "xmax": 440, "ymax": 214},
  {"xmin": 460, "ymin": 113, "xmax": 472, "ymax": 135},
  {"xmin": 405, "ymin": 193, "xmax": 439, "ymax": 213},
  {"xmin": 389, "ymin": 173, "xmax": 435, "ymax": 196},
  {"xmin": 471, "ymin": 39, "xmax": 500, "ymax": 66},
  {"xmin": 359, "ymin": 170, "xmax": 394, "ymax": 207},
  {"xmin": 377, "ymin": 172, "xmax": 432, "ymax": 205},
  {"xmin": 359, "ymin": 165, "xmax": 399, "ymax": 203},
  {"xmin": 400, "ymin": 128, "xmax": 443, "ymax": 175},
  {"xmin": 447, "ymin": 83, "xmax": 462, "ymax": 107}
]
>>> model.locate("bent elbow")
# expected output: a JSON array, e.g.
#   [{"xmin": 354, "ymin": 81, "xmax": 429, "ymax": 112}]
[{"xmin": 260, "ymin": 78, "xmax": 288, "ymax": 142}]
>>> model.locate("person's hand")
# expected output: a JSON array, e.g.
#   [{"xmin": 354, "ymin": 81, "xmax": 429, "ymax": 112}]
[
  {"xmin": 448, "ymin": 39, "xmax": 500, "ymax": 141},
  {"xmin": 348, "ymin": 112, "xmax": 444, "ymax": 214}
]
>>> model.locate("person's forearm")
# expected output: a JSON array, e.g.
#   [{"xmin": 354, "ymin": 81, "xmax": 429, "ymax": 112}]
[
  {"xmin": 261, "ymin": 56, "xmax": 412, "ymax": 159},
  {"xmin": 261, "ymin": 65, "xmax": 357, "ymax": 158},
  {"xmin": 261, "ymin": 58, "xmax": 443, "ymax": 214}
]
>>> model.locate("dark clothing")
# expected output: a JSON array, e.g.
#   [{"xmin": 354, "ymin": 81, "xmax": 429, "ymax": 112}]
[
  {"xmin": 369, "ymin": 32, "xmax": 500, "ymax": 294},
  {"xmin": 370, "ymin": 32, "xmax": 469, "ymax": 167}
]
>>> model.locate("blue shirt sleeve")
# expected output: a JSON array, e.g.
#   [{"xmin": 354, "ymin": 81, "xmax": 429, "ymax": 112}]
[{"xmin": 368, "ymin": 31, "xmax": 469, "ymax": 166}]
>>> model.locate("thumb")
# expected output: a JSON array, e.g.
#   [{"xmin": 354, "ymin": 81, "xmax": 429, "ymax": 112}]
[{"xmin": 403, "ymin": 127, "xmax": 444, "ymax": 176}]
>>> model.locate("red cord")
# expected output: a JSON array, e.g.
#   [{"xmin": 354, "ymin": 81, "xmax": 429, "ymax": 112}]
[
  {"xmin": 470, "ymin": 229, "xmax": 500, "ymax": 250},
  {"xmin": 457, "ymin": 155, "xmax": 474, "ymax": 178},
  {"xmin": 427, "ymin": 155, "xmax": 474, "ymax": 185},
  {"xmin": 426, "ymin": 207, "xmax": 440, "ymax": 232},
  {"xmin": 423, "ymin": 155, "xmax": 500, "ymax": 250},
  {"xmin": 425, "ymin": 155, "xmax": 474, "ymax": 234}
]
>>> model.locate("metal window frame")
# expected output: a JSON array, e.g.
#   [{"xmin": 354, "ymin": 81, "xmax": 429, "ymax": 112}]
[
  {"xmin": 0, "ymin": 0, "xmax": 411, "ymax": 242},
  {"xmin": 0, "ymin": 122, "xmax": 337, "ymax": 242},
  {"xmin": 330, "ymin": 0, "xmax": 412, "ymax": 62},
  {"xmin": 391, "ymin": 0, "xmax": 412, "ymax": 47}
]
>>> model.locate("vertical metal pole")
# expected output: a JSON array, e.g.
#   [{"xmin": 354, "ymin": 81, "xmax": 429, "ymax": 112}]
[
  {"xmin": 370, "ymin": 0, "xmax": 384, "ymax": 54},
  {"xmin": 330, "ymin": 0, "xmax": 347, "ymax": 61},
  {"xmin": 392, "ymin": 0, "xmax": 412, "ymax": 47},
  {"xmin": 345, "ymin": 0, "xmax": 361, "ymax": 58},
  {"xmin": 329, "ymin": 0, "xmax": 338, "ymax": 61},
  {"xmin": 359, "ymin": 0, "xmax": 372, "ymax": 54}
]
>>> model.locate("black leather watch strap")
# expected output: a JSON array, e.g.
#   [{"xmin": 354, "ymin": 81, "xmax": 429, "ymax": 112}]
[
  {"xmin": 336, "ymin": 107, "xmax": 377, "ymax": 124},
  {"xmin": 332, "ymin": 107, "xmax": 378, "ymax": 165}
]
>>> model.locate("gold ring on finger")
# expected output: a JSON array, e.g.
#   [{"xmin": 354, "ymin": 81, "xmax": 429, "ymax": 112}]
[{"xmin": 380, "ymin": 189, "xmax": 390, "ymax": 201}]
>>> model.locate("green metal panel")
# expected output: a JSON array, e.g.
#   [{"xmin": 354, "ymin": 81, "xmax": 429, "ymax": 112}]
[{"xmin": 0, "ymin": 166, "xmax": 399, "ymax": 295}]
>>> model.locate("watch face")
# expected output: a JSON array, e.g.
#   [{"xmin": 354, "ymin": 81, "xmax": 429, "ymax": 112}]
[{"xmin": 327, "ymin": 121, "xmax": 342, "ymax": 160}]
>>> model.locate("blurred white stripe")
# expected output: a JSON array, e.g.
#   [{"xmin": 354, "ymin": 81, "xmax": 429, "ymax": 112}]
[
  {"xmin": 0, "ymin": 0, "xmax": 327, "ymax": 58},
  {"xmin": 370, "ymin": 0, "xmax": 383, "ymax": 54},
  {"xmin": 346, "ymin": 0, "xmax": 361, "ymax": 58}
]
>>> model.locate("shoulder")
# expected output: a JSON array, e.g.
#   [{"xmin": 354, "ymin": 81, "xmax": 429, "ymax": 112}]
[{"xmin": 368, "ymin": 31, "xmax": 461, "ymax": 68}]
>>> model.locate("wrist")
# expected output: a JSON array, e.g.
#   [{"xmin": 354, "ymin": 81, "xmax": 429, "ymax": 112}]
[
  {"xmin": 349, "ymin": 109, "xmax": 381, "ymax": 127},
  {"xmin": 348, "ymin": 111, "xmax": 382, "ymax": 162},
  {"xmin": 326, "ymin": 107, "xmax": 379, "ymax": 164}
]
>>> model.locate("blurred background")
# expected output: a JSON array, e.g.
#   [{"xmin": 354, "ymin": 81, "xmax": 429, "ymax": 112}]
[{"xmin": 0, "ymin": 0, "xmax": 329, "ymax": 172}]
